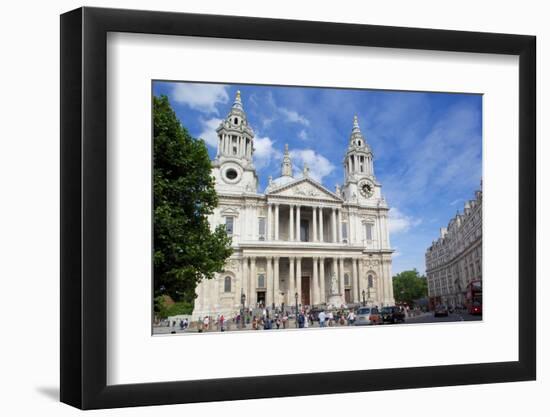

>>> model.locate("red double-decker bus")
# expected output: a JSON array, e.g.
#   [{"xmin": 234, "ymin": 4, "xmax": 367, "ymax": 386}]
[{"xmin": 465, "ymin": 280, "xmax": 482, "ymax": 315}]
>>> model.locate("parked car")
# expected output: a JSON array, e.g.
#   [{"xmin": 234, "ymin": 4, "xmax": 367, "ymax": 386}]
[
  {"xmin": 434, "ymin": 305, "xmax": 449, "ymax": 317},
  {"xmin": 354, "ymin": 307, "xmax": 381, "ymax": 325},
  {"xmin": 469, "ymin": 301, "xmax": 482, "ymax": 315},
  {"xmin": 380, "ymin": 306, "xmax": 406, "ymax": 324}
]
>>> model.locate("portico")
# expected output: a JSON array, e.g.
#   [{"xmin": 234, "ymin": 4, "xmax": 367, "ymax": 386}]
[{"xmin": 237, "ymin": 253, "xmax": 381, "ymax": 309}]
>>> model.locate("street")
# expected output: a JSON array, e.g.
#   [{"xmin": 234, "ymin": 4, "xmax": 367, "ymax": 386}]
[{"xmin": 405, "ymin": 312, "xmax": 482, "ymax": 324}]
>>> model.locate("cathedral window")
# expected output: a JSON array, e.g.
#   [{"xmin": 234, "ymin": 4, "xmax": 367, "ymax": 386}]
[
  {"xmin": 225, "ymin": 216, "xmax": 234, "ymax": 236},
  {"xmin": 365, "ymin": 223, "xmax": 373, "ymax": 241},
  {"xmin": 234, "ymin": 117, "xmax": 238, "ymax": 125},
  {"xmin": 368, "ymin": 275, "xmax": 374, "ymax": 288},
  {"xmin": 224, "ymin": 276, "xmax": 232, "ymax": 293},
  {"xmin": 257, "ymin": 274, "xmax": 265, "ymax": 289},
  {"xmin": 344, "ymin": 273, "xmax": 350, "ymax": 287},
  {"xmin": 258, "ymin": 217, "xmax": 266, "ymax": 240},
  {"xmin": 342, "ymin": 222, "xmax": 348, "ymax": 242}
]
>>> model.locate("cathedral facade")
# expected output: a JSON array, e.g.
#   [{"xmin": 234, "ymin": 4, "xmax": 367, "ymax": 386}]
[{"xmin": 192, "ymin": 91, "xmax": 395, "ymax": 319}]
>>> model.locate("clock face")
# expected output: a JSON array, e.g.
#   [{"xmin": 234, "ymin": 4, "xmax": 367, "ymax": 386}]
[{"xmin": 359, "ymin": 180, "xmax": 374, "ymax": 198}]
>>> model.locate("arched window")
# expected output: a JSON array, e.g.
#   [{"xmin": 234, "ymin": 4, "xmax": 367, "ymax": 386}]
[
  {"xmin": 234, "ymin": 117, "xmax": 238, "ymax": 124},
  {"xmin": 224, "ymin": 276, "xmax": 231, "ymax": 293},
  {"xmin": 368, "ymin": 274, "xmax": 374, "ymax": 288},
  {"xmin": 258, "ymin": 274, "xmax": 265, "ymax": 289},
  {"xmin": 344, "ymin": 273, "xmax": 350, "ymax": 287}
]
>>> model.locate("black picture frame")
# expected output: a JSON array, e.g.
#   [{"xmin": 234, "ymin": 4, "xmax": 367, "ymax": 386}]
[{"xmin": 60, "ymin": 6, "xmax": 536, "ymax": 410}]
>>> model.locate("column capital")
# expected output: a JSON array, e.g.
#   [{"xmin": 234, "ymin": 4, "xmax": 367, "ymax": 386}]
[
  {"xmin": 273, "ymin": 255, "xmax": 280, "ymax": 261},
  {"xmin": 266, "ymin": 255, "xmax": 273, "ymax": 260}
]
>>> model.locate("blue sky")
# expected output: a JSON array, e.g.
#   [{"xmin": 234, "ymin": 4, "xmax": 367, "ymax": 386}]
[{"xmin": 153, "ymin": 81, "xmax": 482, "ymax": 275}]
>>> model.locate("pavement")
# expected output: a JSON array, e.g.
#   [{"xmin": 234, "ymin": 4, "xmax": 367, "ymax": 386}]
[{"xmin": 153, "ymin": 311, "xmax": 482, "ymax": 334}]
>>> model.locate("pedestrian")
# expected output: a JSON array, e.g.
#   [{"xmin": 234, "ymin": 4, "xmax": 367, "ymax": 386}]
[
  {"xmin": 282, "ymin": 313, "xmax": 288, "ymax": 329},
  {"xmin": 179, "ymin": 319, "xmax": 184, "ymax": 330},
  {"xmin": 327, "ymin": 311, "xmax": 334, "ymax": 327},
  {"xmin": 219, "ymin": 314, "xmax": 225, "ymax": 332},
  {"xmin": 203, "ymin": 316, "xmax": 209, "ymax": 331},
  {"xmin": 318, "ymin": 310, "xmax": 326, "ymax": 327},
  {"xmin": 347, "ymin": 310, "xmax": 355, "ymax": 325},
  {"xmin": 252, "ymin": 316, "xmax": 258, "ymax": 330},
  {"xmin": 298, "ymin": 312, "xmax": 305, "ymax": 328}
]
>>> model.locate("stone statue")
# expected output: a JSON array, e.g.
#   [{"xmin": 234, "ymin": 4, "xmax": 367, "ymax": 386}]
[{"xmin": 330, "ymin": 272, "xmax": 339, "ymax": 295}]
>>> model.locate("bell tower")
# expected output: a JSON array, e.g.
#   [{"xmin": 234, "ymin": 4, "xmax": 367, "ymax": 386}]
[
  {"xmin": 342, "ymin": 116, "xmax": 380, "ymax": 203},
  {"xmin": 212, "ymin": 90, "xmax": 258, "ymax": 194}
]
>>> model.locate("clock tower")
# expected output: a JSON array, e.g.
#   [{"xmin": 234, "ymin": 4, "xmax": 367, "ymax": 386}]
[
  {"xmin": 212, "ymin": 90, "xmax": 259, "ymax": 194},
  {"xmin": 342, "ymin": 115, "xmax": 381, "ymax": 204}
]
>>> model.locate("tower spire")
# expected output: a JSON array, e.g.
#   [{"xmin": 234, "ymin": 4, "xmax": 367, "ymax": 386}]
[
  {"xmin": 233, "ymin": 90, "xmax": 243, "ymax": 110},
  {"xmin": 281, "ymin": 143, "xmax": 293, "ymax": 177}
]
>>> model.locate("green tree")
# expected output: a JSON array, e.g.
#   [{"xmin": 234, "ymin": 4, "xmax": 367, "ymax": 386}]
[
  {"xmin": 153, "ymin": 95, "xmax": 233, "ymax": 308},
  {"xmin": 392, "ymin": 269, "xmax": 428, "ymax": 305}
]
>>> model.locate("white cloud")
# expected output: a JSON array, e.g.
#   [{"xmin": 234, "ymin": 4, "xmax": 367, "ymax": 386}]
[
  {"xmin": 279, "ymin": 108, "xmax": 310, "ymax": 126},
  {"xmin": 289, "ymin": 149, "xmax": 335, "ymax": 183},
  {"xmin": 388, "ymin": 207, "xmax": 422, "ymax": 234},
  {"xmin": 298, "ymin": 129, "xmax": 308, "ymax": 140},
  {"xmin": 254, "ymin": 135, "xmax": 281, "ymax": 170},
  {"xmin": 198, "ymin": 117, "xmax": 222, "ymax": 148},
  {"xmin": 171, "ymin": 84, "xmax": 229, "ymax": 114}
]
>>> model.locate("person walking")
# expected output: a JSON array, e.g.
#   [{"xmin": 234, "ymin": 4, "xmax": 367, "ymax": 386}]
[
  {"xmin": 347, "ymin": 310, "xmax": 355, "ymax": 325},
  {"xmin": 318, "ymin": 310, "xmax": 326, "ymax": 327},
  {"xmin": 219, "ymin": 314, "xmax": 225, "ymax": 332}
]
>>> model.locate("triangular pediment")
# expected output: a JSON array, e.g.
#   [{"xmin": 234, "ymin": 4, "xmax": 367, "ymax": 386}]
[{"xmin": 267, "ymin": 177, "xmax": 341, "ymax": 201}]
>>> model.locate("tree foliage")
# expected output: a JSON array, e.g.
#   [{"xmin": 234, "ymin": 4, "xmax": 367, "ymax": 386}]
[
  {"xmin": 392, "ymin": 269, "xmax": 428, "ymax": 305},
  {"xmin": 153, "ymin": 95, "xmax": 233, "ymax": 305}
]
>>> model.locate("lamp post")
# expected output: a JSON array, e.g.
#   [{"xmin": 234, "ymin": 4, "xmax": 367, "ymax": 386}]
[
  {"xmin": 240, "ymin": 290, "xmax": 246, "ymax": 329},
  {"xmin": 362, "ymin": 289, "xmax": 366, "ymax": 306},
  {"xmin": 295, "ymin": 292, "xmax": 299, "ymax": 328}
]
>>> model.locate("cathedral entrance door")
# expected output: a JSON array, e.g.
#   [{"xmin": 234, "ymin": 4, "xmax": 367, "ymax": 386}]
[
  {"xmin": 301, "ymin": 276, "xmax": 311, "ymax": 306},
  {"xmin": 257, "ymin": 291, "xmax": 266, "ymax": 307},
  {"xmin": 345, "ymin": 288, "xmax": 352, "ymax": 303}
]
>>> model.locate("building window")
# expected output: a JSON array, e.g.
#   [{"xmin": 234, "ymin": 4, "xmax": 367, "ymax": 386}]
[
  {"xmin": 257, "ymin": 274, "xmax": 265, "ymax": 289},
  {"xmin": 224, "ymin": 276, "xmax": 231, "ymax": 292},
  {"xmin": 344, "ymin": 273, "xmax": 350, "ymax": 287},
  {"xmin": 342, "ymin": 222, "xmax": 348, "ymax": 241},
  {"xmin": 258, "ymin": 217, "xmax": 266, "ymax": 240},
  {"xmin": 225, "ymin": 217, "xmax": 234, "ymax": 236},
  {"xmin": 365, "ymin": 223, "xmax": 373, "ymax": 241},
  {"xmin": 300, "ymin": 219, "xmax": 309, "ymax": 242},
  {"xmin": 234, "ymin": 117, "xmax": 238, "ymax": 124},
  {"xmin": 368, "ymin": 275, "xmax": 374, "ymax": 288}
]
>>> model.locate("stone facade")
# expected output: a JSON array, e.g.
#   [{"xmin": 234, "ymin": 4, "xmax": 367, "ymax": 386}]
[
  {"xmin": 192, "ymin": 92, "xmax": 395, "ymax": 319},
  {"xmin": 425, "ymin": 184, "xmax": 482, "ymax": 308}
]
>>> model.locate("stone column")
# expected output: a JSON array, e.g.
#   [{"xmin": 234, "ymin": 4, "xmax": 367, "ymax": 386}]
[
  {"xmin": 352, "ymin": 257, "xmax": 359, "ymax": 303},
  {"xmin": 358, "ymin": 258, "xmax": 365, "ymax": 303},
  {"xmin": 274, "ymin": 256, "xmax": 280, "ymax": 307},
  {"xmin": 331, "ymin": 208, "xmax": 337, "ymax": 243},
  {"xmin": 289, "ymin": 205, "xmax": 294, "ymax": 241},
  {"xmin": 296, "ymin": 205, "xmax": 301, "ymax": 241},
  {"xmin": 274, "ymin": 204, "xmax": 280, "ymax": 241},
  {"xmin": 337, "ymin": 209, "xmax": 342, "ymax": 242},
  {"xmin": 250, "ymin": 257, "xmax": 257, "ymax": 306},
  {"xmin": 296, "ymin": 257, "xmax": 302, "ymax": 306},
  {"xmin": 319, "ymin": 207, "xmax": 324, "ymax": 242},
  {"xmin": 288, "ymin": 257, "xmax": 295, "ymax": 305},
  {"xmin": 319, "ymin": 257, "xmax": 325, "ymax": 303},
  {"xmin": 338, "ymin": 257, "xmax": 345, "ymax": 296},
  {"xmin": 267, "ymin": 203, "xmax": 272, "ymax": 241},
  {"xmin": 266, "ymin": 256, "xmax": 273, "ymax": 307},
  {"xmin": 312, "ymin": 206, "xmax": 318, "ymax": 242},
  {"xmin": 242, "ymin": 256, "xmax": 249, "ymax": 306},
  {"xmin": 312, "ymin": 257, "xmax": 319, "ymax": 305}
]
